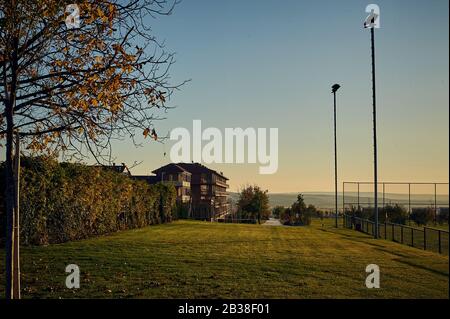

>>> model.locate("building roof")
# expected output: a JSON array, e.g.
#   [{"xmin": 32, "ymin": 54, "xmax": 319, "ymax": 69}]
[
  {"xmin": 152, "ymin": 163, "xmax": 191, "ymax": 175},
  {"xmin": 176, "ymin": 163, "xmax": 229, "ymax": 180},
  {"xmin": 95, "ymin": 163, "xmax": 131, "ymax": 175}
]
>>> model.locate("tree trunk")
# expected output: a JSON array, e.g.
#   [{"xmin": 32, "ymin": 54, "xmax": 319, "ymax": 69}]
[
  {"xmin": 4, "ymin": 102, "xmax": 15, "ymax": 299},
  {"xmin": 4, "ymin": 9, "xmax": 19, "ymax": 297}
]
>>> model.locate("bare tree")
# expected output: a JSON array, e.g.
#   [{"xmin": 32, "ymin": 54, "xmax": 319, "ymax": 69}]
[{"xmin": 0, "ymin": 0, "xmax": 185, "ymax": 298}]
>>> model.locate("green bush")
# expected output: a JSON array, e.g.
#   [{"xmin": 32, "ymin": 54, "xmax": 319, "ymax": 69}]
[
  {"xmin": 437, "ymin": 208, "xmax": 449, "ymax": 225},
  {"xmin": 282, "ymin": 194, "xmax": 312, "ymax": 226},
  {"xmin": 236, "ymin": 185, "xmax": 270, "ymax": 222},
  {"xmin": 0, "ymin": 156, "xmax": 176, "ymax": 245},
  {"xmin": 175, "ymin": 202, "xmax": 191, "ymax": 219},
  {"xmin": 410, "ymin": 207, "xmax": 434, "ymax": 226},
  {"xmin": 381, "ymin": 204, "xmax": 408, "ymax": 224},
  {"xmin": 272, "ymin": 206, "xmax": 285, "ymax": 219}
]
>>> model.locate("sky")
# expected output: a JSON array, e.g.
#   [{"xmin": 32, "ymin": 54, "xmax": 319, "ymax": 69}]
[
  {"xmin": 113, "ymin": 0, "xmax": 448, "ymax": 193},
  {"xmin": 114, "ymin": 0, "xmax": 450, "ymax": 193},
  {"xmin": 6, "ymin": 0, "xmax": 449, "ymax": 194}
]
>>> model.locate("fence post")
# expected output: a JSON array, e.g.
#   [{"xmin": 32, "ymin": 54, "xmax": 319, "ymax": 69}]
[
  {"xmin": 392, "ymin": 224, "xmax": 395, "ymax": 242},
  {"xmin": 411, "ymin": 228, "xmax": 414, "ymax": 247},
  {"xmin": 385, "ymin": 222, "xmax": 387, "ymax": 239},
  {"xmin": 438, "ymin": 230, "xmax": 441, "ymax": 254},
  {"xmin": 401, "ymin": 225, "xmax": 404, "ymax": 244},
  {"xmin": 423, "ymin": 227, "xmax": 427, "ymax": 251},
  {"xmin": 357, "ymin": 183, "xmax": 360, "ymax": 210},
  {"xmin": 375, "ymin": 222, "xmax": 377, "ymax": 237},
  {"xmin": 342, "ymin": 182, "xmax": 345, "ymax": 217},
  {"xmin": 434, "ymin": 183, "xmax": 437, "ymax": 224},
  {"xmin": 408, "ymin": 183, "xmax": 411, "ymax": 224}
]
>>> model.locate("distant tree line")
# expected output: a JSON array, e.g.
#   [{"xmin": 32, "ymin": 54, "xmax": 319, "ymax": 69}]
[{"xmin": 0, "ymin": 157, "xmax": 177, "ymax": 245}]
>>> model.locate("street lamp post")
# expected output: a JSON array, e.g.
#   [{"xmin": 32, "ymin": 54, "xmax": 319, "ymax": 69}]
[
  {"xmin": 332, "ymin": 84, "xmax": 341, "ymax": 228},
  {"xmin": 365, "ymin": 7, "xmax": 380, "ymax": 239}
]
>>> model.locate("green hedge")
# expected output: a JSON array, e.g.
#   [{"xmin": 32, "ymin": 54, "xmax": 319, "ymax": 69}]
[{"xmin": 0, "ymin": 156, "xmax": 177, "ymax": 245}]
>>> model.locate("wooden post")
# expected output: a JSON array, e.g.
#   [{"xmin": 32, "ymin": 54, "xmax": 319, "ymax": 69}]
[{"xmin": 13, "ymin": 132, "xmax": 21, "ymax": 299}]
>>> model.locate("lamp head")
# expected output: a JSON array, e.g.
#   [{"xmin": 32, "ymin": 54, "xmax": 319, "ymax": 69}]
[{"xmin": 331, "ymin": 84, "xmax": 341, "ymax": 93}]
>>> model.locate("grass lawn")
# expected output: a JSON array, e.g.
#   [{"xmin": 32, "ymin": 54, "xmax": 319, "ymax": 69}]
[{"xmin": 0, "ymin": 219, "xmax": 448, "ymax": 299}]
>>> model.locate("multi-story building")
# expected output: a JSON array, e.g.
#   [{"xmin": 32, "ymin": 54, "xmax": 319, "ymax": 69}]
[
  {"xmin": 176, "ymin": 163, "xmax": 229, "ymax": 219},
  {"xmin": 135, "ymin": 163, "xmax": 229, "ymax": 219},
  {"xmin": 151, "ymin": 164, "xmax": 192, "ymax": 204}
]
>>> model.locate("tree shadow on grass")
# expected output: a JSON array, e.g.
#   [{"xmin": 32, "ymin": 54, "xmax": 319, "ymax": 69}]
[{"xmin": 393, "ymin": 258, "xmax": 449, "ymax": 277}]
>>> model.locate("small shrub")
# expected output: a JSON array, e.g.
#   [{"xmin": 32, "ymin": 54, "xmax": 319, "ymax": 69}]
[
  {"xmin": 282, "ymin": 194, "xmax": 312, "ymax": 226},
  {"xmin": 410, "ymin": 207, "xmax": 434, "ymax": 226},
  {"xmin": 272, "ymin": 206, "xmax": 285, "ymax": 219},
  {"xmin": 437, "ymin": 208, "xmax": 449, "ymax": 225},
  {"xmin": 381, "ymin": 204, "xmax": 408, "ymax": 225}
]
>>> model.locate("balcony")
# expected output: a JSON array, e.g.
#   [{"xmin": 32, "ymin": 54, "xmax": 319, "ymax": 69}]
[
  {"xmin": 164, "ymin": 180, "xmax": 190, "ymax": 188},
  {"xmin": 180, "ymin": 195, "xmax": 191, "ymax": 203},
  {"xmin": 214, "ymin": 190, "xmax": 228, "ymax": 197},
  {"xmin": 215, "ymin": 179, "xmax": 229, "ymax": 188}
]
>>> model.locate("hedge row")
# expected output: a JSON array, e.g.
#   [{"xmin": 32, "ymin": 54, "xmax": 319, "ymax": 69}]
[{"xmin": 0, "ymin": 156, "xmax": 177, "ymax": 245}]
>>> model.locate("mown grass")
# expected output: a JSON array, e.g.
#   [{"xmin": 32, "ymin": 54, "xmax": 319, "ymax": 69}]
[{"xmin": 0, "ymin": 219, "xmax": 448, "ymax": 299}]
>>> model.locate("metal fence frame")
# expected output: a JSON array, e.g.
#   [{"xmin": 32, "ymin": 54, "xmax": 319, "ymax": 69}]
[
  {"xmin": 342, "ymin": 182, "xmax": 449, "ymax": 222},
  {"xmin": 343, "ymin": 214, "xmax": 449, "ymax": 255}
]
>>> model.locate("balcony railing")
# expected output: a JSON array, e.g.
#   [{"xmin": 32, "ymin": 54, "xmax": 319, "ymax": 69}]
[
  {"xmin": 214, "ymin": 190, "xmax": 228, "ymax": 197},
  {"xmin": 164, "ymin": 180, "xmax": 190, "ymax": 188},
  {"xmin": 215, "ymin": 179, "xmax": 229, "ymax": 188},
  {"xmin": 180, "ymin": 195, "xmax": 191, "ymax": 203}
]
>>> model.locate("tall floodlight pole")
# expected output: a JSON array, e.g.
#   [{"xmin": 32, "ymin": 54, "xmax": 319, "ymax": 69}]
[
  {"xmin": 332, "ymin": 84, "xmax": 341, "ymax": 228},
  {"xmin": 364, "ymin": 5, "xmax": 380, "ymax": 238}
]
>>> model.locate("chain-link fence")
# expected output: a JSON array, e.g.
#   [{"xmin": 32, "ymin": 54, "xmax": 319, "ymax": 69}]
[
  {"xmin": 342, "ymin": 182, "xmax": 449, "ymax": 222},
  {"xmin": 343, "ymin": 215, "xmax": 449, "ymax": 255}
]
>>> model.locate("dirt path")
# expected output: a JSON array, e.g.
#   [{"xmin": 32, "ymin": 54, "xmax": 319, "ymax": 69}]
[{"xmin": 263, "ymin": 218, "xmax": 283, "ymax": 226}]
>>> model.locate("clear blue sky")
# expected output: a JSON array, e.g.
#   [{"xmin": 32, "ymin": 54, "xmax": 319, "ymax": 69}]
[
  {"xmin": 9, "ymin": 0, "xmax": 447, "ymax": 194},
  {"xmin": 112, "ymin": 0, "xmax": 449, "ymax": 192},
  {"xmin": 115, "ymin": 0, "xmax": 448, "ymax": 193}
]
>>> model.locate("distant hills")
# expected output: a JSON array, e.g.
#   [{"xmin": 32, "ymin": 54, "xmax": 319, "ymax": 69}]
[{"xmin": 228, "ymin": 192, "xmax": 449, "ymax": 211}]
